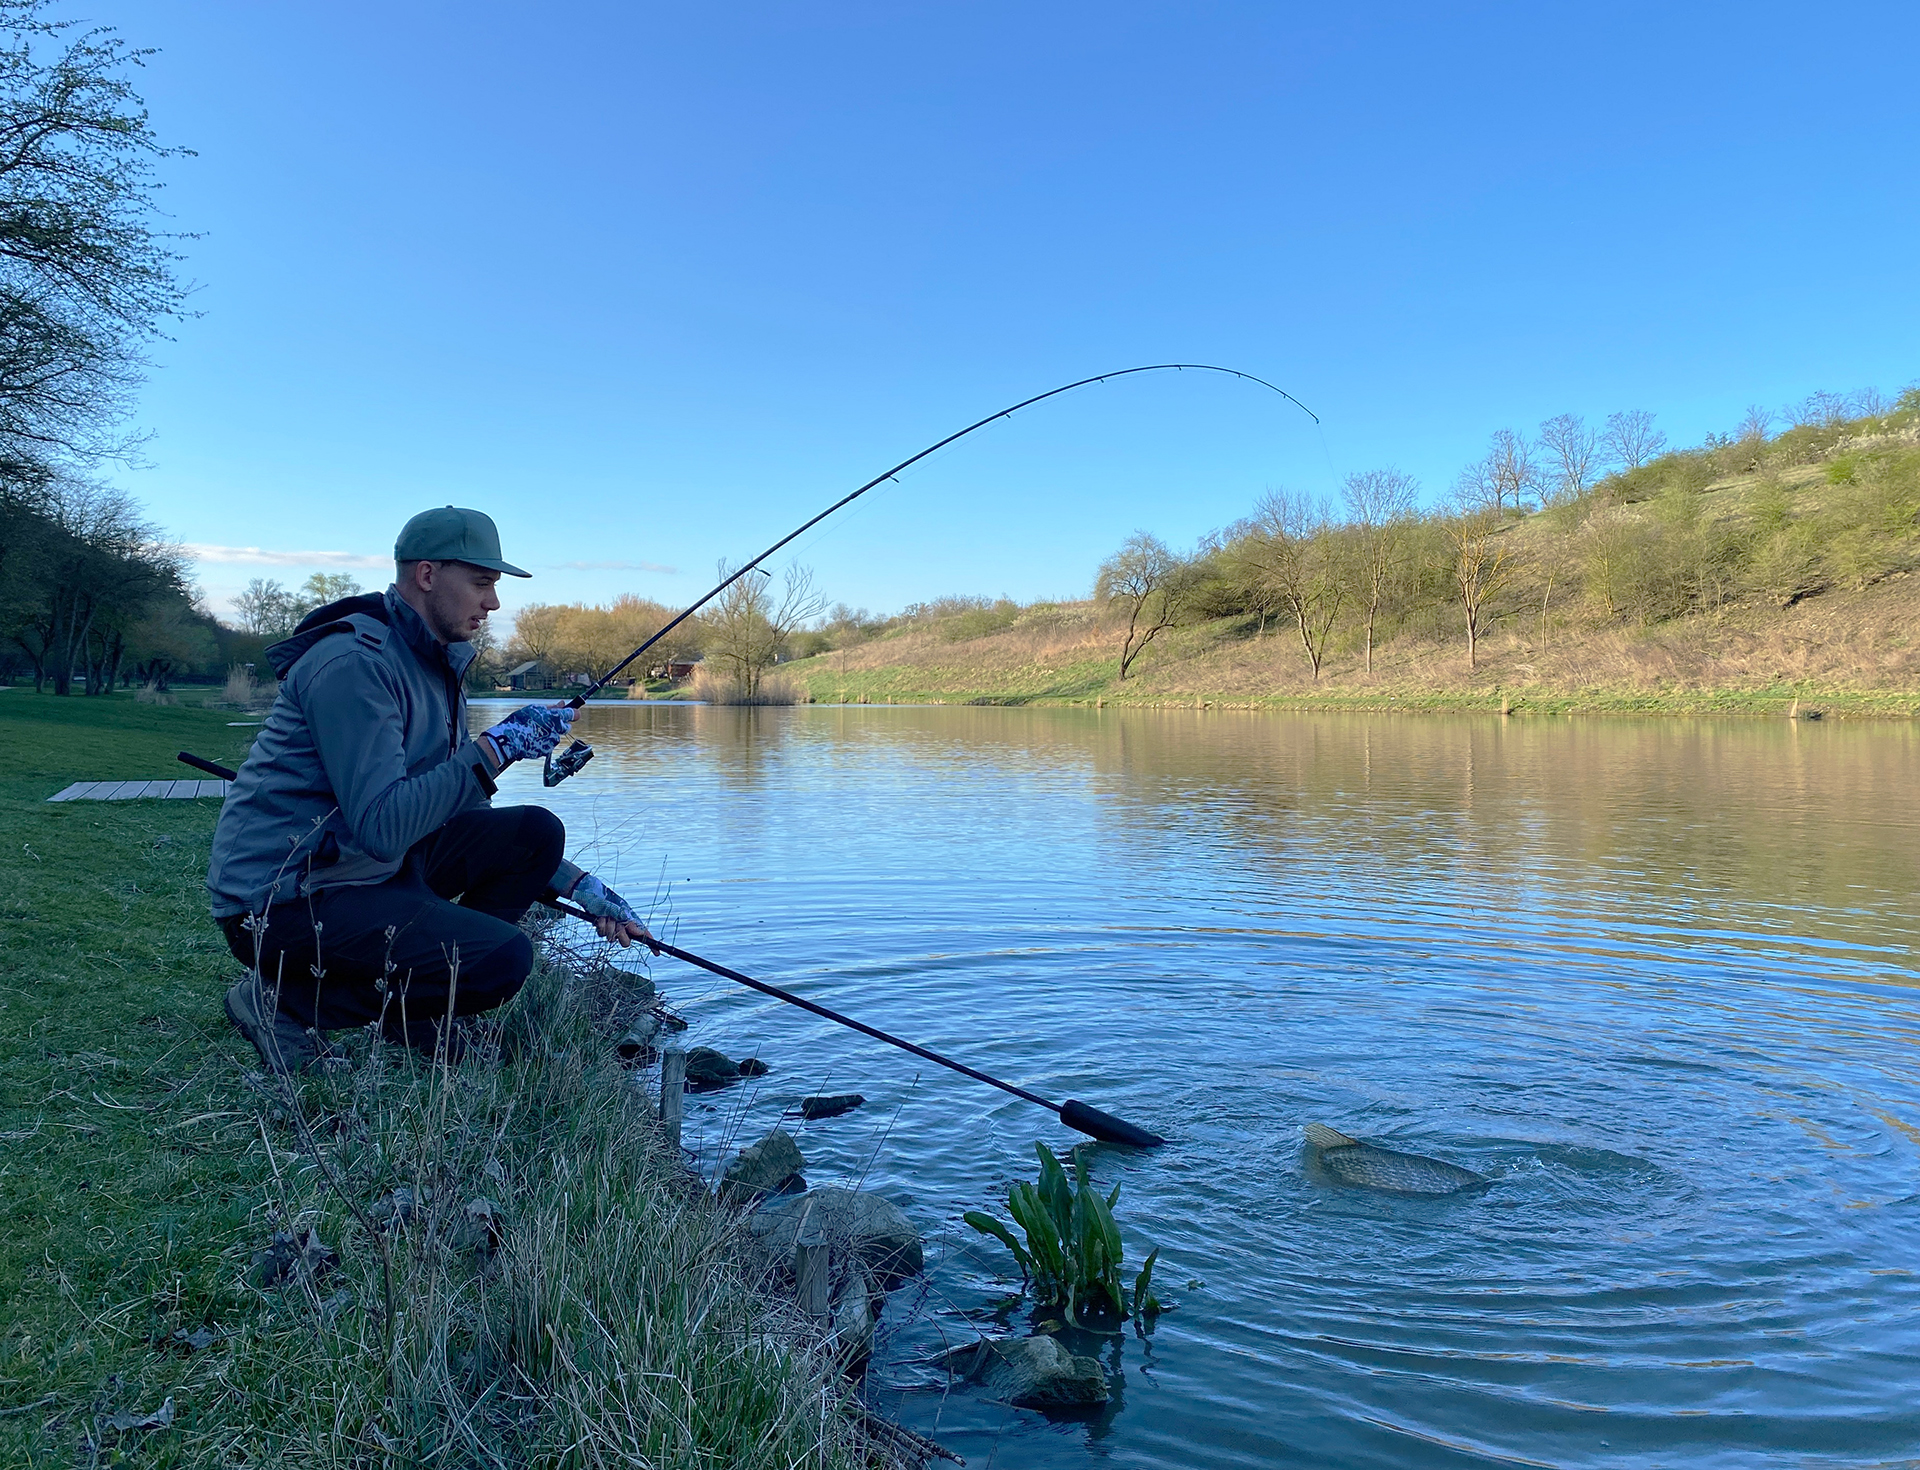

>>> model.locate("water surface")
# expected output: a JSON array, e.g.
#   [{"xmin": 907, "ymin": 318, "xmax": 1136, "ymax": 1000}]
[{"xmin": 490, "ymin": 703, "xmax": 1920, "ymax": 1469}]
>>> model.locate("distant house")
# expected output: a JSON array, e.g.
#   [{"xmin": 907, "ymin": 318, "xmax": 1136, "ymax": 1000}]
[
  {"xmin": 649, "ymin": 658, "xmax": 700, "ymax": 680},
  {"xmin": 505, "ymin": 660, "xmax": 553, "ymax": 691}
]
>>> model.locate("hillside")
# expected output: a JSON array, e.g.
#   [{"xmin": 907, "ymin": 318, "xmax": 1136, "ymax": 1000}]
[{"xmin": 780, "ymin": 416, "xmax": 1920, "ymax": 718}]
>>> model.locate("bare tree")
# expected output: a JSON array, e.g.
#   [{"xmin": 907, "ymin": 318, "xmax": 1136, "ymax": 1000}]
[
  {"xmin": 1456, "ymin": 429, "xmax": 1540, "ymax": 515},
  {"xmin": 1341, "ymin": 468, "xmax": 1417, "ymax": 674},
  {"xmin": 1600, "ymin": 410, "xmax": 1667, "ymax": 471},
  {"xmin": 1444, "ymin": 501, "xmax": 1516, "ymax": 671},
  {"xmin": 234, "ymin": 577, "xmax": 295, "ymax": 637},
  {"xmin": 289, "ymin": 572, "xmax": 363, "ymax": 620},
  {"xmin": 1784, "ymin": 391, "xmax": 1848, "ymax": 429},
  {"xmin": 703, "ymin": 561, "xmax": 825, "ymax": 699},
  {"xmin": 1850, "ymin": 387, "xmax": 1891, "ymax": 420},
  {"xmin": 1735, "ymin": 405, "xmax": 1773, "ymax": 446},
  {"xmin": 1243, "ymin": 489, "xmax": 1346, "ymax": 681},
  {"xmin": 1535, "ymin": 414, "xmax": 1599, "ymax": 504},
  {"xmin": 1094, "ymin": 532, "xmax": 1192, "ymax": 680}
]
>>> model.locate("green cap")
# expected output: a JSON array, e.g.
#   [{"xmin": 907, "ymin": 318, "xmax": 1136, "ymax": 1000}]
[{"xmin": 393, "ymin": 506, "xmax": 530, "ymax": 577}]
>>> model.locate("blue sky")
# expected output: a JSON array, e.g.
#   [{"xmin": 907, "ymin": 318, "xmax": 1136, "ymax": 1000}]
[{"xmin": 88, "ymin": 1, "xmax": 1920, "ymax": 624}]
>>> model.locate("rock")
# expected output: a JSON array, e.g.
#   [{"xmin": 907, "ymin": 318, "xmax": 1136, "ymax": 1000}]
[
  {"xmin": 936, "ymin": 1335, "xmax": 1109, "ymax": 1408},
  {"xmin": 615, "ymin": 1016, "xmax": 660, "ymax": 1065},
  {"xmin": 249, "ymin": 1228, "xmax": 337, "ymax": 1288},
  {"xmin": 583, "ymin": 958, "xmax": 656, "ymax": 1002},
  {"xmin": 744, "ymin": 1186, "xmax": 924, "ymax": 1289},
  {"xmin": 684, "ymin": 1046, "xmax": 740, "ymax": 1091},
  {"xmin": 736, "ymin": 1056, "xmax": 770, "ymax": 1078},
  {"xmin": 796, "ymin": 1093, "xmax": 865, "ymax": 1120},
  {"xmin": 831, "ymin": 1262, "xmax": 881, "ymax": 1365},
  {"xmin": 722, "ymin": 1129, "xmax": 806, "ymax": 1199}
]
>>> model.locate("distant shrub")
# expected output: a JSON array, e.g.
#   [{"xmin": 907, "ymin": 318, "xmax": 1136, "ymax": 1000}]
[{"xmin": 944, "ymin": 599, "xmax": 1020, "ymax": 642}]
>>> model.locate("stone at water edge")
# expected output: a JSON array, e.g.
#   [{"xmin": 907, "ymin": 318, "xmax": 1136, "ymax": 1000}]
[
  {"xmin": 797, "ymin": 1093, "xmax": 865, "ymax": 1120},
  {"xmin": 936, "ymin": 1335, "xmax": 1109, "ymax": 1408},
  {"xmin": 744, "ymin": 1186, "xmax": 924, "ymax": 1289},
  {"xmin": 831, "ymin": 1261, "xmax": 882, "ymax": 1366},
  {"xmin": 684, "ymin": 1046, "xmax": 740, "ymax": 1089},
  {"xmin": 615, "ymin": 1014, "xmax": 661, "ymax": 1064},
  {"xmin": 722, "ymin": 1128, "xmax": 807, "ymax": 1198},
  {"xmin": 736, "ymin": 1057, "xmax": 770, "ymax": 1077}
]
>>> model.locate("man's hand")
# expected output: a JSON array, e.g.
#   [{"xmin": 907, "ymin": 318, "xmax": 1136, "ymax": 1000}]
[
  {"xmin": 480, "ymin": 703, "xmax": 575, "ymax": 768},
  {"xmin": 569, "ymin": 872, "xmax": 655, "ymax": 950}
]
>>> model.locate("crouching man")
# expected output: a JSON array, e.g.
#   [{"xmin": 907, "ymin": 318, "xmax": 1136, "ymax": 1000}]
[{"xmin": 207, "ymin": 505, "xmax": 649, "ymax": 1073}]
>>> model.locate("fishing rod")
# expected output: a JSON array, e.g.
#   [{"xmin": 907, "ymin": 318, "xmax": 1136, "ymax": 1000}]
[
  {"xmin": 546, "ymin": 898, "xmax": 1165, "ymax": 1148},
  {"xmin": 535, "ymin": 362, "xmax": 1318, "ymax": 787},
  {"xmin": 182, "ymin": 741, "xmax": 1159, "ymax": 1142}
]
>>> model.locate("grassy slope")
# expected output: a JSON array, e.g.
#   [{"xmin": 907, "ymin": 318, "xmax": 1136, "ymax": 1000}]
[
  {"xmin": 0, "ymin": 694, "xmax": 866, "ymax": 1466},
  {"xmin": 783, "ymin": 459, "xmax": 1920, "ymax": 718}
]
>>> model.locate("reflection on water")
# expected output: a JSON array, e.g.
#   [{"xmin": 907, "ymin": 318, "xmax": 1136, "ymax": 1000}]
[{"xmin": 486, "ymin": 703, "xmax": 1920, "ymax": 1469}]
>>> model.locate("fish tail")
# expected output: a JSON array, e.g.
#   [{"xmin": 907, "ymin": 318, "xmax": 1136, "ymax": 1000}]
[{"xmin": 1302, "ymin": 1123, "xmax": 1359, "ymax": 1149}]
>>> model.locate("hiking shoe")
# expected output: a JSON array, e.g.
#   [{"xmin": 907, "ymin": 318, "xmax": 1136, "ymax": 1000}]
[{"xmin": 225, "ymin": 979, "xmax": 319, "ymax": 1075}]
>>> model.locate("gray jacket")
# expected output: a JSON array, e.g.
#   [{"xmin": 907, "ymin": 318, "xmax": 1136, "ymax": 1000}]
[{"xmin": 206, "ymin": 587, "xmax": 500, "ymax": 917}]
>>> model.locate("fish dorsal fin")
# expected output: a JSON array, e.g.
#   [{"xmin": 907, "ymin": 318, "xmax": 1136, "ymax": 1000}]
[{"xmin": 1302, "ymin": 1123, "xmax": 1359, "ymax": 1149}]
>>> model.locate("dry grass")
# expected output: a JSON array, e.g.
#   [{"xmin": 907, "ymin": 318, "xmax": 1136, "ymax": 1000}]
[
  {"xmin": 785, "ymin": 578, "xmax": 1920, "ymax": 716},
  {"xmin": 688, "ymin": 666, "xmax": 807, "ymax": 705}
]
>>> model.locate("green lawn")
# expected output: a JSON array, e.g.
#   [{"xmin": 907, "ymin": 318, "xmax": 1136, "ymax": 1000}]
[
  {"xmin": 0, "ymin": 693, "xmax": 264, "ymax": 1460},
  {"xmin": 0, "ymin": 693, "xmax": 864, "ymax": 1466}
]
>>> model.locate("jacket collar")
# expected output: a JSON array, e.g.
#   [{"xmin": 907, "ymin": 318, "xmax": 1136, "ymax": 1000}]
[{"xmin": 384, "ymin": 586, "xmax": 476, "ymax": 677}]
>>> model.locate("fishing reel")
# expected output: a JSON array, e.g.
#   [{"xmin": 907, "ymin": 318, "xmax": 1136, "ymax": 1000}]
[{"xmin": 543, "ymin": 739, "xmax": 595, "ymax": 787}]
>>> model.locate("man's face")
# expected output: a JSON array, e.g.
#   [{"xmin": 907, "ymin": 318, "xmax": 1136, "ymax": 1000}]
[{"xmin": 416, "ymin": 561, "xmax": 502, "ymax": 643}]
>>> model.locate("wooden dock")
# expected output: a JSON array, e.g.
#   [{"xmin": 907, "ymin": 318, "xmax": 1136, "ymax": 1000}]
[{"xmin": 47, "ymin": 779, "xmax": 231, "ymax": 802}]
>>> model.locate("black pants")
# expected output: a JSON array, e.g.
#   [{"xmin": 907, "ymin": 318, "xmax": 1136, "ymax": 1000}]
[{"xmin": 219, "ymin": 805, "xmax": 565, "ymax": 1046}]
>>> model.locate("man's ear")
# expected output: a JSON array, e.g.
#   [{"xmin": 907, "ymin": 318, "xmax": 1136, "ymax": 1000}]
[{"xmin": 413, "ymin": 560, "xmax": 438, "ymax": 593}]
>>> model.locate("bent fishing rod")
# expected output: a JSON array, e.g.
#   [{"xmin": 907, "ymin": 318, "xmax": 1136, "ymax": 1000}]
[
  {"xmin": 535, "ymin": 362, "xmax": 1318, "ymax": 786},
  {"xmin": 545, "ymin": 897, "xmax": 1165, "ymax": 1148}
]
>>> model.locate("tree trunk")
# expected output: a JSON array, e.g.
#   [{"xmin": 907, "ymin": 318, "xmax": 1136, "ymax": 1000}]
[
  {"xmin": 1364, "ymin": 601, "xmax": 1377, "ymax": 674},
  {"xmin": 1464, "ymin": 603, "xmax": 1479, "ymax": 670}
]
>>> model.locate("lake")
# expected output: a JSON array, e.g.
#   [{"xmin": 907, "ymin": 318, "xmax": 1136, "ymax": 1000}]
[{"xmin": 486, "ymin": 701, "xmax": 1920, "ymax": 1469}]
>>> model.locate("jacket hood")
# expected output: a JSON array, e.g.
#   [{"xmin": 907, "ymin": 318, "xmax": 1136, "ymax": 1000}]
[{"xmin": 263, "ymin": 593, "xmax": 388, "ymax": 679}]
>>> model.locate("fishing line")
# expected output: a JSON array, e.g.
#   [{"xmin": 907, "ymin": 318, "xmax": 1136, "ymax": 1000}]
[{"xmin": 563, "ymin": 363, "xmax": 1318, "ymax": 719}]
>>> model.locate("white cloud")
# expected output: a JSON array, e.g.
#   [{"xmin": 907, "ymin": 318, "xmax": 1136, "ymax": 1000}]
[
  {"xmin": 551, "ymin": 559, "xmax": 679, "ymax": 574},
  {"xmin": 183, "ymin": 543, "xmax": 388, "ymax": 569}
]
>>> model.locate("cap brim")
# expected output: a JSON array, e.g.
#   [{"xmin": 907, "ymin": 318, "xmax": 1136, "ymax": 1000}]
[{"xmin": 459, "ymin": 558, "xmax": 532, "ymax": 578}]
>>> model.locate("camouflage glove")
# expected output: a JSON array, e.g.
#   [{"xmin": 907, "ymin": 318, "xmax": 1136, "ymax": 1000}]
[
  {"xmin": 569, "ymin": 873, "xmax": 639, "ymax": 927},
  {"xmin": 482, "ymin": 703, "xmax": 575, "ymax": 765}
]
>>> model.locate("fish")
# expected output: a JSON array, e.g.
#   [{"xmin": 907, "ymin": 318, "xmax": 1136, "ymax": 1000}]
[{"xmin": 1301, "ymin": 1123, "xmax": 1491, "ymax": 1196}]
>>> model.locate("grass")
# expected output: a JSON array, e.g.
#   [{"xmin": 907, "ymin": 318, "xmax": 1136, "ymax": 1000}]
[{"xmin": 0, "ymin": 691, "xmax": 880, "ymax": 1466}]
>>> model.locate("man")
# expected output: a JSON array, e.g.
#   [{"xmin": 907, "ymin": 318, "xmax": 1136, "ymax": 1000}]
[{"xmin": 207, "ymin": 505, "xmax": 650, "ymax": 1073}]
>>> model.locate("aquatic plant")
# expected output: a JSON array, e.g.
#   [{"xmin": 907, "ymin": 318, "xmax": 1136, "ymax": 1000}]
[{"xmin": 965, "ymin": 1141, "xmax": 1162, "ymax": 1324}]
